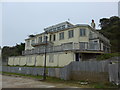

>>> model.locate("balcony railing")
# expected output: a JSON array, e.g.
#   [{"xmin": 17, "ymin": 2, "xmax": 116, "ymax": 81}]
[
  {"xmin": 89, "ymin": 34, "xmax": 98, "ymax": 40},
  {"xmin": 89, "ymin": 33, "xmax": 110, "ymax": 44},
  {"xmin": 31, "ymin": 41, "xmax": 53, "ymax": 47},
  {"xmin": 22, "ymin": 42, "xmax": 104, "ymax": 55},
  {"xmin": 94, "ymin": 33, "xmax": 110, "ymax": 44}
]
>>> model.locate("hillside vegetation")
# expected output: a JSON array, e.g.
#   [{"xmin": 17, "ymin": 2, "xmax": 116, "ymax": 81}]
[
  {"xmin": 99, "ymin": 16, "xmax": 120, "ymax": 53},
  {"xmin": 2, "ymin": 43, "xmax": 25, "ymax": 61}
]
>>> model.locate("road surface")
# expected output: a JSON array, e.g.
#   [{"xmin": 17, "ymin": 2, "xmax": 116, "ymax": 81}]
[{"xmin": 2, "ymin": 75, "xmax": 79, "ymax": 88}]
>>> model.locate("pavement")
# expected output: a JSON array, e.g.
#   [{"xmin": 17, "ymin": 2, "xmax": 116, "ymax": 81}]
[{"xmin": 2, "ymin": 75, "xmax": 79, "ymax": 88}]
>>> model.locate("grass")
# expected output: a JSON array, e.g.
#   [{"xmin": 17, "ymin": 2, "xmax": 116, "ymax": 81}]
[
  {"xmin": 96, "ymin": 53, "xmax": 120, "ymax": 60},
  {"xmin": 90, "ymin": 82, "xmax": 119, "ymax": 88},
  {"xmin": 2, "ymin": 72, "xmax": 43, "ymax": 79},
  {"xmin": 2, "ymin": 72, "xmax": 119, "ymax": 88},
  {"xmin": 92, "ymin": 83, "xmax": 105, "ymax": 88},
  {"xmin": 5, "ymin": 65, "xmax": 63, "ymax": 68}
]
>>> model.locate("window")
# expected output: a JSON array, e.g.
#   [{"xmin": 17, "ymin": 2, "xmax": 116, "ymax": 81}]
[
  {"xmin": 94, "ymin": 41, "xmax": 98, "ymax": 43},
  {"xmin": 53, "ymin": 28, "xmax": 56, "ymax": 31},
  {"xmin": 59, "ymin": 32, "xmax": 64, "ymax": 40},
  {"xmin": 49, "ymin": 29, "xmax": 52, "ymax": 31},
  {"xmin": 38, "ymin": 37, "xmax": 42, "ymax": 43},
  {"xmin": 27, "ymin": 41, "xmax": 30, "ymax": 46},
  {"xmin": 89, "ymin": 31, "xmax": 93, "ymax": 38},
  {"xmin": 44, "ymin": 36, "xmax": 47, "ymax": 42},
  {"xmin": 49, "ymin": 54, "xmax": 54, "ymax": 63},
  {"xmin": 68, "ymin": 30, "xmax": 74, "ymax": 38},
  {"xmin": 57, "ymin": 26, "xmax": 61, "ymax": 30},
  {"xmin": 31, "ymin": 39, "xmax": 35, "ymax": 44},
  {"xmin": 62, "ymin": 25, "xmax": 65, "ymax": 29},
  {"xmin": 53, "ymin": 34, "xmax": 56, "ymax": 41},
  {"xmin": 80, "ymin": 29, "xmax": 86, "ymax": 36},
  {"xmin": 67, "ymin": 25, "xmax": 71, "ymax": 28}
]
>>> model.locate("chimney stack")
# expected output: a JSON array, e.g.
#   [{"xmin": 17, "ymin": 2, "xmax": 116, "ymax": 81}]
[{"xmin": 91, "ymin": 19, "xmax": 96, "ymax": 29}]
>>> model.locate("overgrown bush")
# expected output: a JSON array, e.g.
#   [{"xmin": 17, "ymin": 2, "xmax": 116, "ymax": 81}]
[{"xmin": 96, "ymin": 53, "xmax": 120, "ymax": 60}]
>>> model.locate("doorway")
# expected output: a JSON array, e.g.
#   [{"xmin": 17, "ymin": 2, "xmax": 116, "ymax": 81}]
[{"xmin": 75, "ymin": 53, "xmax": 80, "ymax": 61}]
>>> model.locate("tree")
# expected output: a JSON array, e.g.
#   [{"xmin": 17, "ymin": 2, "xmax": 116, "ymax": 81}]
[
  {"xmin": 99, "ymin": 16, "xmax": 120, "ymax": 52},
  {"xmin": 2, "ymin": 43, "xmax": 25, "ymax": 61}
]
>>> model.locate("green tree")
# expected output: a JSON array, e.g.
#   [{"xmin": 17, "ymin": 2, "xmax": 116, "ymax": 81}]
[
  {"xmin": 99, "ymin": 16, "xmax": 120, "ymax": 52},
  {"xmin": 2, "ymin": 43, "xmax": 25, "ymax": 61}
]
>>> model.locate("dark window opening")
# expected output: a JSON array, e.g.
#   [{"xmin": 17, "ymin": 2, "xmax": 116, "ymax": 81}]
[{"xmin": 53, "ymin": 34, "xmax": 56, "ymax": 41}]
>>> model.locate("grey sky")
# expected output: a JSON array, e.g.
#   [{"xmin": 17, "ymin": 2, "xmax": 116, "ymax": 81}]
[{"xmin": 2, "ymin": 2, "xmax": 118, "ymax": 46}]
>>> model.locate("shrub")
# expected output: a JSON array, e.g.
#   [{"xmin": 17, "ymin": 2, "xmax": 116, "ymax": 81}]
[{"xmin": 96, "ymin": 53, "xmax": 120, "ymax": 60}]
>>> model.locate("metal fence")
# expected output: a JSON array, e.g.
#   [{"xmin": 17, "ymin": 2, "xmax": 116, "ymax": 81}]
[
  {"xmin": 108, "ymin": 63, "xmax": 120, "ymax": 85},
  {"xmin": 3, "ymin": 60, "xmax": 120, "ymax": 85}
]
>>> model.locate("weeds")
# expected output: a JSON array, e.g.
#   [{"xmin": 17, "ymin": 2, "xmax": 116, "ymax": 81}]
[{"xmin": 96, "ymin": 53, "xmax": 120, "ymax": 60}]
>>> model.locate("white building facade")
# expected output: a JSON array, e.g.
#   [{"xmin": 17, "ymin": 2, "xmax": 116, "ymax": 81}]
[{"xmin": 8, "ymin": 21, "xmax": 111, "ymax": 67}]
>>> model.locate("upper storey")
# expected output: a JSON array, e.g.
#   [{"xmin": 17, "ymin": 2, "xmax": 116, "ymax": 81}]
[
  {"xmin": 24, "ymin": 21, "xmax": 110, "ymax": 53},
  {"xmin": 44, "ymin": 21, "xmax": 74, "ymax": 33}
]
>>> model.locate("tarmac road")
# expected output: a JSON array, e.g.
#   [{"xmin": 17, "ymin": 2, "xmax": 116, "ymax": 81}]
[{"xmin": 2, "ymin": 75, "xmax": 78, "ymax": 88}]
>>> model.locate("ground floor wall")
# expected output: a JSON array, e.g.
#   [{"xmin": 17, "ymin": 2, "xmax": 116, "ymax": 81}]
[
  {"xmin": 8, "ymin": 51, "xmax": 75, "ymax": 67},
  {"xmin": 8, "ymin": 51, "xmax": 102, "ymax": 67}
]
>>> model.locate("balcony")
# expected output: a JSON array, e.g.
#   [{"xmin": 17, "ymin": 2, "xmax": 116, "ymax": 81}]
[
  {"xmin": 22, "ymin": 42, "xmax": 104, "ymax": 55},
  {"xmin": 89, "ymin": 33, "xmax": 110, "ymax": 44},
  {"xmin": 89, "ymin": 34, "xmax": 98, "ymax": 40}
]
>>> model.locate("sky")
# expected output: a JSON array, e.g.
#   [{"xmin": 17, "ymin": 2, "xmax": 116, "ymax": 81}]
[{"xmin": 1, "ymin": 2, "xmax": 118, "ymax": 47}]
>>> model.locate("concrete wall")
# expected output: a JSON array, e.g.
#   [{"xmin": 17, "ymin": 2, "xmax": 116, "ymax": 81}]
[
  {"xmin": 19, "ymin": 56, "xmax": 26, "ymax": 66},
  {"xmin": 8, "ymin": 57, "xmax": 14, "ymax": 66},
  {"xmin": 8, "ymin": 52, "xmax": 74, "ymax": 67},
  {"xmin": 14, "ymin": 57, "xmax": 20, "ymax": 66},
  {"xmin": 58, "ymin": 52, "xmax": 74, "ymax": 66},
  {"xmin": 26, "ymin": 55, "xmax": 36, "ymax": 66},
  {"xmin": 36, "ymin": 55, "xmax": 44, "ymax": 66}
]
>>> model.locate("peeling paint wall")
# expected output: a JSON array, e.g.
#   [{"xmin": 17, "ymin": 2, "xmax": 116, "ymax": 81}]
[
  {"xmin": 8, "ymin": 57, "xmax": 14, "ymax": 66},
  {"xmin": 8, "ymin": 52, "xmax": 74, "ymax": 67},
  {"xmin": 19, "ymin": 57, "xmax": 26, "ymax": 66}
]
